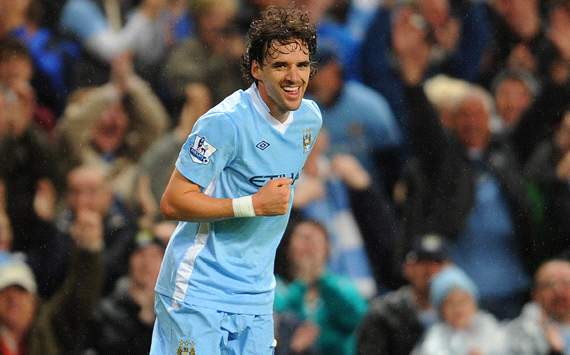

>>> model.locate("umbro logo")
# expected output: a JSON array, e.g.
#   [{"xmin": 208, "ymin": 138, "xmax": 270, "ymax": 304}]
[{"xmin": 256, "ymin": 141, "xmax": 270, "ymax": 150}]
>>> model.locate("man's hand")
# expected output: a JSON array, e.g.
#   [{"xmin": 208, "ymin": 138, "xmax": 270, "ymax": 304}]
[
  {"xmin": 331, "ymin": 154, "xmax": 371, "ymax": 190},
  {"xmin": 290, "ymin": 322, "xmax": 320, "ymax": 353},
  {"xmin": 392, "ymin": 7, "xmax": 431, "ymax": 86},
  {"xmin": 252, "ymin": 178, "xmax": 292, "ymax": 215},
  {"xmin": 548, "ymin": 5, "xmax": 570, "ymax": 62},
  {"xmin": 70, "ymin": 209, "xmax": 104, "ymax": 252},
  {"xmin": 33, "ymin": 179, "xmax": 57, "ymax": 222},
  {"xmin": 433, "ymin": 17, "xmax": 460, "ymax": 52}
]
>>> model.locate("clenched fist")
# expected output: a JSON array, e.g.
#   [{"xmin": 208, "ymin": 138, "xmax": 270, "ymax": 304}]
[{"xmin": 252, "ymin": 178, "xmax": 292, "ymax": 216}]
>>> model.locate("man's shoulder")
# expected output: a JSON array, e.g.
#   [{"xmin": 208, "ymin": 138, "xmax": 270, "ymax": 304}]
[
  {"xmin": 298, "ymin": 98, "xmax": 322, "ymax": 123},
  {"xmin": 369, "ymin": 286, "xmax": 416, "ymax": 315},
  {"xmin": 197, "ymin": 90, "xmax": 250, "ymax": 124}
]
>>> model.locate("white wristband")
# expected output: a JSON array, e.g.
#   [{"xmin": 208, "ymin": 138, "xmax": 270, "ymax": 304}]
[{"xmin": 232, "ymin": 195, "xmax": 256, "ymax": 217}]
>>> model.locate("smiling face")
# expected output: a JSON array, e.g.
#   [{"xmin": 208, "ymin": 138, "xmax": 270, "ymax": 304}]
[{"xmin": 252, "ymin": 39, "xmax": 311, "ymax": 122}]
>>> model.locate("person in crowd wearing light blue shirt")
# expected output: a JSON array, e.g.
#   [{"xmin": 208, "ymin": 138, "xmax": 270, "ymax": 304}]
[
  {"xmin": 307, "ymin": 47, "xmax": 402, "ymax": 192},
  {"xmin": 150, "ymin": 6, "xmax": 322, "ymax": 355}
]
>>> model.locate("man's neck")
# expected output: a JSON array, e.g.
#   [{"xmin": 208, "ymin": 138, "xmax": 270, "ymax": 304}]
[{"xmin": 256, "ymin": 83, "xmax": 290, "ymax": 123}]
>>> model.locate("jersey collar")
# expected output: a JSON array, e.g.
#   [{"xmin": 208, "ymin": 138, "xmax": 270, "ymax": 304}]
[{"xmin": 246, "ymin": 83, "xmax": 294, "ymax": 134}]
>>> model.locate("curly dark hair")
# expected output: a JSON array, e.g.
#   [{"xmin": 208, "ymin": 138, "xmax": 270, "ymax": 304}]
[{"xmin": 241, "ymin": 5, "xmax": 317, "ymax": 85}]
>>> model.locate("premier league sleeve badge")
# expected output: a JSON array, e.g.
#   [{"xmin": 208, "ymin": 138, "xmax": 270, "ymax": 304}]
[{"xmin": 190, "ymin": 135, "xmax": 217, "ymax": 164}]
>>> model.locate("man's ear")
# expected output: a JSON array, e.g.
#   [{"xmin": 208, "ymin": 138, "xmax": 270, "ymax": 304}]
[{"xmin": 251, "ymin": 60, "xmax": 262, "ymax": 81}]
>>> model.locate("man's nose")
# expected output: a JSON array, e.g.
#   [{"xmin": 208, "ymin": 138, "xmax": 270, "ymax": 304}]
[{"xmin": 285, "ymin": 67, "xmax": 300, "ymax": 81}]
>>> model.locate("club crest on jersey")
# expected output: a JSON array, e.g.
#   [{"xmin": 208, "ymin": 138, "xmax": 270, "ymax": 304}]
[
  {"xmin": 302, "ymin": 128, "xmax": 312, "ymax": 153},
  {"xmin": 190, "ymin": 135, "xmax": 216, "ymax": 164},
  {"xmin": 177, "ymin": 339, "xmax": 195, "ymax": 355}
]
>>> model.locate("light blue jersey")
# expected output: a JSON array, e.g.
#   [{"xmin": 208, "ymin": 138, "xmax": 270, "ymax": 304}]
[{"xmin": 155, "ymin": 84, "xmax": 322, "ymax": 315}]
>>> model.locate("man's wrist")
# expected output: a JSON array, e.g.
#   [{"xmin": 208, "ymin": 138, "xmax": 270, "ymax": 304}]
[{"xmin": 232, "ymin": 195, "xmax": 256, "ymax": 217}]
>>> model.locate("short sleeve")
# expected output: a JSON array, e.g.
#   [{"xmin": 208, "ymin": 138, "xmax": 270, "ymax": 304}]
[
  {"xmin": 175, "ymin": 113, "xmax": 237, "ymax": 189},
  {"xmin": 60, "ymin": 0, "xmax": 107, "ymax": 40}
]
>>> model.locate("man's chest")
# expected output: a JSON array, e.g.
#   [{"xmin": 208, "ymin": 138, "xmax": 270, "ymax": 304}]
[{"xmin": 230, "ymin": 122, "xmax": 317, "ymax": 188}]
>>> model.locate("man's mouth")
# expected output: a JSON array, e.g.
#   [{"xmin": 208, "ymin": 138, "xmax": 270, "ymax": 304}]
[{"xmin": 282, "ymin": 85, "xmax": 301, "ymax": 98}]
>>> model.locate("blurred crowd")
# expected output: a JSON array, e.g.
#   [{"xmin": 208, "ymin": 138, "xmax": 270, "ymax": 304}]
[{"xmin": 1, "ymin": 0, "xmax": 570, "ymax": 354}]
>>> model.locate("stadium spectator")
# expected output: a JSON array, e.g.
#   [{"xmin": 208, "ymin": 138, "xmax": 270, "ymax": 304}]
[
  {"xmin": 292, "ymin": 131, "xmax": 399, "ymax": 296},
  {"xmin": 356, "ymin": 234, "xmax": 450, "ymax": 355},
  {"xmin": 85, "ymin": 230, "xmax": 165, "ymax": 354},
  {"xmin": 412, "ymin": 265, "xmax": 506, "ymax": 355},
  {"xmin": 56, "ymin": 54, "xmax": 168, "ymax": 205},
  {"xmin": 307, "ymin": 48, "xmax": 403, "ymax": 194},
  {"xmin": 505, "ymin": 259, "xmax": 570, "ymax": 355},
  {"xmin": 136, "ymin": 83, "xmax": 212, "ymax": 226},
  {"xmin": 491, "ymin": 69, "xmax": 538, "ymax": 133},
  {"xmin": 274, "ymin": 219, "xmax": 367, "ymax": 355},
  {"xmin": 160, "ymin": 0, "xmax": 244, "ymax": 107},
  {"xmin": 0, "ymin": 39, "xmax": 60, "ymax": 260},
  {"xmin": 0, "ymin": 228, "xmax": 103, "ymax": 354},
  {"xmin": 481, "ymin": 0, "xmax": 548, "ymax": 85},
  {"xmin": 399, "ymin": 36, "xmax": 534, "ymax": 319},
  {"xmin": 0, "ymin": 0, "xmax": 80, "ymax": 117},
  {"xmin": 360, "ymin": 0, "xmax": 490, "ymax": 125},
  {"xmin": 422, "ymin": 74, "xmax": 471, "ymax": 131},
  {"xmin": 53, "ymin": 164, "xmax": 137, "ymax": 296},
  {"xmin": 296, "ymin": 0, "xmax": 361, "ymax": 80},
  {"xmin": 59, "ymin": 0, "xmax": 170, "ymax": 85},
  {"xmin": 524, "ymin": 111, "xmax": 570, "ymax": 266}
]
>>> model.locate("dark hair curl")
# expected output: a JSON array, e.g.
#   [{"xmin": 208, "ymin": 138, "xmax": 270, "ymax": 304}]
[{"xmin": 241, "ymin": 5, "xmax": 317, "ymax": 85}]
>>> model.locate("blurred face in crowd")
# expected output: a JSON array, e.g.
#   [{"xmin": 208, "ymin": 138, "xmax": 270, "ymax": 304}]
[
  {"xmin": 0, "ymin": 285, "xmax": 36, "ymax": 335},
  {"xmin": 440, "ymin": 288, "xmax": 477, "ymax": 329},
  {"xmin": 92, "ymin": 101, "xmax": 129, "ymax": 154},
  {"xmin": 556, "ymin": 113, "xmax": 570, "ymax": 154},
  {"xmin": 130, "ymin": 244, "xmax": 164, "ymax": 290},
  {"xmin": 66, "ymin": 166, "xmax": 113, "ymax": 216},
  {"xmin": 534, "ymin": 260, "xmax": 570, "ymax": 323},
  {"xmin": 492, "ymin": 0, "xmax": 539, "ymax": 40},
  {"xmin": 495, "ymin": 78, "xmax": 533, "ymax": 127},
  {"xmin": 404, "ymin": 258, "xmax": 447, "ymax": 296},
  {"xmin": 0, "ymin": 55, "xmax": 32, "ymax": 88},
  {"xmin": 288, "ymin": 221, "xmax": 329, "ymax": 271},
  {"xmin": 454, "ymin": 95, "xmax": 491, "ymax": 150},
  {"xmin": 309, "ymin": 59, "xmax": 342, "ymax": 107},
  {"xmin": 417, "ymin": 0, "xmax": 450, "ymax": 28},
  {"xmin": 196, "ymin": 2, "xmax": 237, "ymax": 52}
]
